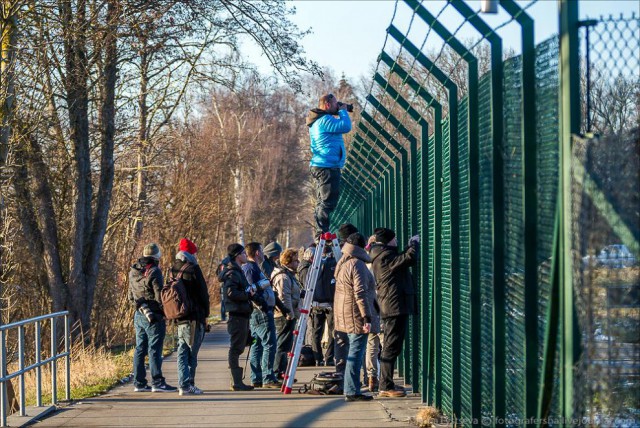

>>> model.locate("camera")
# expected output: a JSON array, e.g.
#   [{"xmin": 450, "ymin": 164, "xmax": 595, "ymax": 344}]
[
  {"xmin": 138, "ymin": 303, "xmax": 156, "ymax": 323},
  {"xmin": 337, "ymin": 101, "xmax": 354, "ymax": 113},
  {"xmin": 256, "ymin": 278, "xmax": 271, "ymax": 290}
]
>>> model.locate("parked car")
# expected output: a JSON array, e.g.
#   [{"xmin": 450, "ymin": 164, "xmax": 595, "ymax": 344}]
[{"xmin": 584, "ymin": 244, "xmax": 638, "ymax": 268}]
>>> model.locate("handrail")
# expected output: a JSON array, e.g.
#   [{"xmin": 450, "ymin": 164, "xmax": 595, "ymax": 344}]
[{"xmin": 0, "ymin": 311, "xmax": 71, "ymax": 427}]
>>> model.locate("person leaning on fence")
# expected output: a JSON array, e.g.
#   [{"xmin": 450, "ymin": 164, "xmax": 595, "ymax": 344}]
[
  {"xmin": 128, "ymin": 243, "xmax": 177, "ymax": 393},
  {"xmin": 369, "ymin": 227, "xmax": 419, "ymax": 398},
  {"xmin": 219, "ymin": 243, "xmax": 255, "ymax": 391},
  {"xmin": 172, "ymin": 238, "xmax": 210, "ymax": 396},
  {"xmin": 272, "ymin": 248, "xmax": 302, "ymax": 378},
  {"xmin": 242, "ymin": 242, "xmax": 289, "ymax": 388},
  {"xmin": 307, "ymin": 93, "xmax": 352, "ymax": 238},
  {"xmin": 334, "ymin": 232, "xmax": 378, "ymax": 402}
]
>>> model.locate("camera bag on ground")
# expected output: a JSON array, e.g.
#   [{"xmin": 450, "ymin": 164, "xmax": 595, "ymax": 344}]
[
  {"xmin": 298, "ymin": 345, "xmax": 315, "ymax": 367},
  {"xmin": 161, "ymin": 263, "xmax": 192, "ymax": 320},
  {"xmin": 299, "ymin": 372, "xmax": 343, "ymax": 395}
]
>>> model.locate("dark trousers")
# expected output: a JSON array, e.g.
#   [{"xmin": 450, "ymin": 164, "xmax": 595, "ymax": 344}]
[
  {"xmin": 227, "ymin": 315, "xmax": 249, "ymax": 369},
  {"xmin": 311, "ymin": 307, "xmax": 334, "ymax": 363},
  {"xmin": 334, "ymin": 330, "xmax": 349, "ymax": 375},
  {"xmin": 379, "ymin": 315, "xmax": 408, "ymax": 391},
  {"xmin": 311, "ymin": 167, "xmax": 341, "ymax": 234},
  {"xmin": 274, "ymin": 316, "xmax": 296, "ymax": 375}
]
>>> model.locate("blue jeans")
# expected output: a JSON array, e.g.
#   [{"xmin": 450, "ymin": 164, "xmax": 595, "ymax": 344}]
[
  {"xmin": 344, "ymin": 333, "xmax": 368, "ymax": 396},
  {"xmin": 133, "ymin": 311, "xmax": 166, "ymax": 388},
  {"xmin": 177, "ymin": 321, "xmax": 205, "ymax": 388},
  {"xmin": 249, "ymin": 310, "xmax": 277, "ymax": 383}
]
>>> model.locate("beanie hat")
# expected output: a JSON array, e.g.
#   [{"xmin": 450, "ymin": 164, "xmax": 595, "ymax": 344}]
[
  {"xmin": 374, "ymin": 227, "xmax": 396, "ymax": 245},
  {"xmin": 302, "ymin": 246, "xmax": 316, "ymax": 262},
  {"xmin": 263, "ymin": 242, "xmax": 282, "ymax": 259},
  {"xmin": 338, "ymin": 223, "xmax": 359, "ymax": 243},
  {"xmin": 227, "ymin": 243, "xmax": 245, "ymax": 260},
  {"xmin": 143, "ymin": 243, "xmax": 161, "ymax": 259},
  {"xmin": 346, "ymin": 232, "xmax": 366, "ymax": 249},
  {"xmin": 179, "ymin": 238, "xmax": 198, "ymax": 254}
]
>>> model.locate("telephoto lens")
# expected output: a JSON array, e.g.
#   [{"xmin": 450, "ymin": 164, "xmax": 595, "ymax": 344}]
[
  {"xmin": 139, "ymin": 303, "xmax": 155, "ymax": 323},
  {"xmin": 257, "ymin": 278, "xmax": 271, "ymax": 290}
]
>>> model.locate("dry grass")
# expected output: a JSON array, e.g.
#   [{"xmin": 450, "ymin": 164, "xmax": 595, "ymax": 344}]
[
  {"xmin": 415, "ymin": 406, "xmax": 442, "ymax": 427},
  {"xmin": 9, "ymin": 341, "xmax": 132, "ymax": 406}
]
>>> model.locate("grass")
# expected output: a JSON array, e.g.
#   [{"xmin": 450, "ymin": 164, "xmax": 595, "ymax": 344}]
[{"xmin": 10, "ymin": 333, "xmax": 179, "ymax": 408}]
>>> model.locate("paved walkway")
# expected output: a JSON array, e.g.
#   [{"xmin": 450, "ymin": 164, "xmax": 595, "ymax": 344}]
[{"xmin": 33, "ymin": 323, "xmax": 422, "ymax": 427}]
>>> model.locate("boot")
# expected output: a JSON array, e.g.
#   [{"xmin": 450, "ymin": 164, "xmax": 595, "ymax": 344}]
[
  {"xmin": 230, "ymin": 368, "xmax": 254, "ymax": 391},
  {"xmin": 368, "ymin": 376, "xmax": 379, "ymax": 392}
]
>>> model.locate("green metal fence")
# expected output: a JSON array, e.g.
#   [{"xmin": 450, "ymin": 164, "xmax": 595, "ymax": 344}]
[{"xmin": 333, "ymin": 1, "xmax": 639, "ymax": 426}]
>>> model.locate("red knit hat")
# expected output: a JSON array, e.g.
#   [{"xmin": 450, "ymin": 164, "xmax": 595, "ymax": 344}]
[{"xmin": 179, "ymin": 238, "xmax": 198, "ymax": 254}]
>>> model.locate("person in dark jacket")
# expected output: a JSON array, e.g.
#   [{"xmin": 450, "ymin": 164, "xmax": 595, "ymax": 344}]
[
  {"xmin": 171, "ymin": 238, "xmax": 210, "ymax": 395},
  {"xmin": 260, "ymin": 241, "xmax": 282, "ymax": 278},
  {"xmin": 220, "ymin": 243, "xmax": 254, "ymax": 391},
  {"xmin": 242, "ymin": 242, "xmax": 289, "ymax": 388},
  {"xmin": 368, "ymin": 227, "xmax": 419, "ymax": 398},
  {"xmin": 310, "ymin": 246, "xmax": 337, "ymax": 367},
  {"xmin": 128, "ymin": 243, "xmax": 177, "ymax": 393}
]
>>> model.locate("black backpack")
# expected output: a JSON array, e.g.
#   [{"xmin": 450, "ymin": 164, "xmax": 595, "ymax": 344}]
[
  {"xmin": 298, "ymin": 345, "xmax": 315, "ymax": 367},
  {"xmin": 300, "ymin": 372, "xmax": 343, "ymax": 395},
  {"xmin": 313, "ymin": 256, "xmax": 336, "ymax": 304}
]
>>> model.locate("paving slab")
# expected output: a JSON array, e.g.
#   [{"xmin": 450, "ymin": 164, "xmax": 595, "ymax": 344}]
[{"xmin": 31, "ymin": 323, "xmax": 423, "ymax": 427}]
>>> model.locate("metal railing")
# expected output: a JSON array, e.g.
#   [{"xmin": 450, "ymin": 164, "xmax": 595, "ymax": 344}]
[{"xmin": 0, "ymin": 311, "xmax": 70, "ymax": 427}]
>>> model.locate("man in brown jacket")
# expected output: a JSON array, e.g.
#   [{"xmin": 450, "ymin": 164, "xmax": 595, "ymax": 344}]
[{"xmin": 334, "ymin": 233, "xmax": 378, "ymax": 402}]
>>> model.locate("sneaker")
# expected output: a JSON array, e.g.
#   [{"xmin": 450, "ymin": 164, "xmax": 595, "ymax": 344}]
[
  {"xmin": 262, "ymin": 381, "xmax": 281, "ymax": 389},
  {"xmin": 179, "ymin": 385, "xmax": 203, "ymax": 395},
  {"xmin": 378, "ymin": 389, "xmax": 406, "ymax": 398},
  {"xmin": 133, "ymin": 385, "xmax": 151, "ymax": 392},
  {"xmin": 152, "ymin": 382, "xmax": 178, "ymax": 392},
  {"xmin": 345, "ymin": 394, "xmax": 374, "ymax": 402}
]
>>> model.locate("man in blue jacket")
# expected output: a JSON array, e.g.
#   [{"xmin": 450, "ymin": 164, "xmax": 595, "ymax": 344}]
[{"xmin": 306, "ymin": 93, "xmax": 352, "ymax": 236}]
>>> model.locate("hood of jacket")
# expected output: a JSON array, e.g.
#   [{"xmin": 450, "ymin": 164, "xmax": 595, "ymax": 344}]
[
  {"xmin": 368, "ymin": 243, "xmax": 395, "ymax": 263},
  {"xmin": 306, "ymin": 108, "xmax": 331, "ymax": 127},
  {"xmin": 176, "ymin": 250, "xmax": 198, "ymax": 265},
  {"xmin": 131, "ymin": 257, "xmax": 159, "ymax": 274},
  {"xmin": 341, "ymin": 243, "xmax": 371, "ymax": 263}
]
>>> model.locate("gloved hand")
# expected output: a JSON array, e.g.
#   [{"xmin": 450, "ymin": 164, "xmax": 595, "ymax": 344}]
[{"xmin": 409, "ymin": 234, "xmax": 420, "ymax": 245}]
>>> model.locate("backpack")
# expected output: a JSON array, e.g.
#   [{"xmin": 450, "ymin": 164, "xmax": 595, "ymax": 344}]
[
  {"xmin": 313, "ymin": 256, "xmax": 336, "ymax": 304},
  {"xmin": 300, "ymin": 372, "xmax": 343, "ymax": 395},
  {"xmin": 298, "ymin": 345, "xmax": 315, "ymax": 367},
  {"xmin": 161, "ymin": 263, "xmax": 193, "ymax": 320}
]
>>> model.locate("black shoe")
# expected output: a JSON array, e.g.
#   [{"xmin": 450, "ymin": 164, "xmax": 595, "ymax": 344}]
[
  {"xmin": 231, "ymin": 383, "xmax": 254, "ymax": 391},
  {"xmin": 345, "ymin": 394, "xmax": 374, "ymax": 402},
  {"xmin": 324, "ymin": 359, "xmax": 335, "ymax": 366},
  {"xmin": 252, "ymin": 382, "xmax": 262, "ymax": 388},
  {"xmin": 152, "ymin": 382, "xmax": 177, "ymax": 392}
]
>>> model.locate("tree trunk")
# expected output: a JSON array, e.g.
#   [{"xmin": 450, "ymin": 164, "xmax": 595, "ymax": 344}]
[
  {"xmin": 61, "ymin": 0, "xmax": 92, "ymax": 333},
  {"xmin": 133, "ymin": 46, "xmax": 148, "ymax": 242},
  {"xmin": 233, "ymin": 167, "xmax": 244, "ymax": 245},
  {"xmin": 83, "ymin": 0, "xmax": 119, "ymax": 341},
  {"xmin": 0, "ymin": 0, "xmax": 17, "ymax": 166}
]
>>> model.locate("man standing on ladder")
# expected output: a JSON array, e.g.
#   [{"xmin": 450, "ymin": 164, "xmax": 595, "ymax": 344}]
[{"xmin": 306, "ymin": 93, "xmax": 352, "ymax": 238}]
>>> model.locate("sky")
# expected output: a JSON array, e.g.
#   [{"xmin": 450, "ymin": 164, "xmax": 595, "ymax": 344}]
[{"xmin": 244, "ymin": 0, "xmax": 639, "ymax": 84}]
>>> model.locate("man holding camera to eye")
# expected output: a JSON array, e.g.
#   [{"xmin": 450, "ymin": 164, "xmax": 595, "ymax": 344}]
[
  {"xmin": 242, "ymin": 242, "xmax": 290, "ymax": 388},
  {"xmin": 307, "ymin": 93, "xmax": 353, "ymax": 238},
  {"xmin": 128, "ymin": 243, "xmax": 177, "ymax": 393}
]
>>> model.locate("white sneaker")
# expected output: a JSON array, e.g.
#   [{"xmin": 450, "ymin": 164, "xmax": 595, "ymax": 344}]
[{"xmin": 179, "ymin": 385, "xmax": 203, "ymax": 395}]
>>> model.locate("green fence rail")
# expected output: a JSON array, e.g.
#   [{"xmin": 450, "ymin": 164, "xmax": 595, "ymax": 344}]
[{"xmin": 333, "ymin": 1, "xmax": 639, "ymax": 426}]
